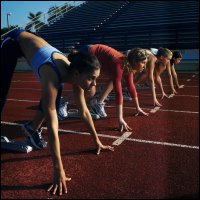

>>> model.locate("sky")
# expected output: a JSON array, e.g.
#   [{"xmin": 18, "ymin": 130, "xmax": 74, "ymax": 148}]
[{"xmin": 1, "ymin": 1, "xmax": 83, "ymax": 29}]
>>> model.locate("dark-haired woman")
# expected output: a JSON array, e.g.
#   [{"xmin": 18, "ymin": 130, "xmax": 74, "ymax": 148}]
[
  {"xmin": 1, "ymin": 29, "xmax": 114, "ymax": 195},
  {"xmin": 170, "ymin": 50, "xmax": 183, "ymax": 89},
  {"xmin": 76, "ymin": 44, "xmax": 149, "ymax": 132}
]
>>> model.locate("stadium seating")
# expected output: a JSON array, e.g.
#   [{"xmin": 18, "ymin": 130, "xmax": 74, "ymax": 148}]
[{"xmin": 38, "ymin": 1, "xmax": 199, "ymax": 52}]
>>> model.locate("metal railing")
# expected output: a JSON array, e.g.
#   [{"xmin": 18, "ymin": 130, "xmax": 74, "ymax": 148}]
[{"xmin": 1, "ymin": 1, "xmax": 84, "ymax": 40}]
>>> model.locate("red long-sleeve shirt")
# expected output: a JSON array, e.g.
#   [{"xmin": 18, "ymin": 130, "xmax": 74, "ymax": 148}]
[{"xmin": 89, "ymin": 44, "xmax": 137, "ymax": 105}]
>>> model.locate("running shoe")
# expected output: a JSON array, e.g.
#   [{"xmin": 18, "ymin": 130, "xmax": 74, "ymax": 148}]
[
  {"xmin": 58, "ymin": 101, "xmax": 68, "ymax": 120},
  {"xmin": 21, "ymin": 122, "xmax": 47, "ymax": 150},
  {"xmin": 90, "ymin": 98, "xmax": 107, "ymax": 118}
]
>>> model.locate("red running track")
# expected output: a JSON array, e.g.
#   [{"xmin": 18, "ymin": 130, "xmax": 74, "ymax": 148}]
[{"xmin": 1, "ymin": 71, "xmax": 199, "ymax": 199}]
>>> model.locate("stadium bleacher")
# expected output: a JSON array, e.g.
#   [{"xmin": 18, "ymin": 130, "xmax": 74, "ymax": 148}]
[
  {"xmin": 38, "ymin": 1, "xmax": 199, "ymax": 52},
  {"xmin": 38, "ymin": 1, "xmax": 129, "ymax": 51},
  {"xmin": 15, "ymin": 1, "xmax": 198, "ymax": 72}
]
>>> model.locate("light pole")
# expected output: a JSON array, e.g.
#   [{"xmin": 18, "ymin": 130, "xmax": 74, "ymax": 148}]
[{"xmin": 7, "ymin": 12, "xmax": 12, "ymax": 31}]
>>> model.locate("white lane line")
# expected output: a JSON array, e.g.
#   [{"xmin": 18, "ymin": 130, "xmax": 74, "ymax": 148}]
[
  {"xmin": 187, "ymin": 79, "xmax": 191, "ymax": 82},
  {"xmin": 1, "ymin": 121, "xmax": 199, "ymax": 150},
  {"xmin": 10, "ymin": 88, "xmax": 72, "ymax": 92},
  {"xmin": 137, "ymin": 93, "xmax": 198, "ymax": 98},
  {"xmin": 192, "ymin": 75, "xmax": 196, "ymax": 78},
  {"xmin": 112, "ymin": 132, "xmax": 132, "ymax": 146},
  {"xmin": 12, "ymin": 77, "xmax": 109, "ymax": 82},
  {"xmin": 179, "ymin": 85, "xmax": 185, "ymax": 88},
  {"xmin": 5, "ymin": 98, "xmax": 199, "ymax": 114},
  {"xmin": 12, "ymin": 80, "xmax": 39, "ymax": 82},
  {"xmin": 106, "ymin": 106, "xmax": 198, "ymax": 114},
  {"xmin": 9, "ymin": 84, "xmax": 199, "ymax": 93},
  {"xmin": 7, "ymin": 98, "xmax": 39, "ymax": 103},
  {"xmin": 125, "ymin": 137, "xmax": 199, "ymax": 149},
  {"xmin": 159, "ymin": 109, "xmax": 198, "ymax": 114},
  {"xmin": 163, "ymin": 85, "xmax": 198, "ymax": 87},
  {"xmin": 150, "ymin": 106, "xmax": 160, "ymax": 113}
]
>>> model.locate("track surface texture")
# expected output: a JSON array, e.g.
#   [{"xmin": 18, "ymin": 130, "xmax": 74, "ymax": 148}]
[{"xmin": 1, "ymin": 71, "xmax": 199, "ymax": 199}]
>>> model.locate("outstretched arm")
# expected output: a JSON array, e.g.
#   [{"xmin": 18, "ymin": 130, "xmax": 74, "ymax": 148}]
[
  {"xmin": 113, "ymin": 69, "xmax": 132, "ymax": 132},
  {"xmin": 117, "ymin": 104, "xmax": 132, "ymax": 132},
  {"xmin": 125, "ymin": 72, "xmax": 148, "ymax": 116},
  {"xmin": 171, "ymin": 63, "xmax": 183, "ymax": 89},
  {"xmin": 148, "ymin": 57, "xmax": 162, "ymax": 107},
  {"xmin": 166, "ymin": 62, "xmax": 178, "ymax": 95},
  {"xmin": 155, "ymin": 74, "xmax": 169, "ymax": 99},
  {"xmin": 73, "ymin": 84, "xmax": 114, "ymax": 154},
  {"xmin": 40, "ymin": 65, "xmax": 71, "ymax": 196}
]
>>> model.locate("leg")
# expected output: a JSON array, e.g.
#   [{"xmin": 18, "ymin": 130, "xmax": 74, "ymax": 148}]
[
  {"xmin": 98, "ymin": 79, "xmax": 113, "ymax": 103},
  {"xmin": 33, "ymin": 83, "xmax": 64, "ymax": 126},
  {"xmin": 22, "ymin": 84, "xmax": 63, "ymax": 149},
  {"xmin": 29, "ymin": 110, "xmax": 45, "ymax": 130},
  {"xmin": 0, "ymin": 39, "xmax": 22, "ymax": 113},
  {"xmin": 90, "ymin": 79, "xmax": 113, "ymax": 118}
]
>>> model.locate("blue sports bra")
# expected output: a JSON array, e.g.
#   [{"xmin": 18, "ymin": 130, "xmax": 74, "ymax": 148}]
[{"xmin": 31, "ymin": 45, "xmax": 65, "ymax": 82}]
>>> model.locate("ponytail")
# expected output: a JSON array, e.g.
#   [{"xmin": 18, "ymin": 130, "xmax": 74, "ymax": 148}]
[{"xmin": 121, "ymin": 57, "xmax": 132, "ymax": 73}]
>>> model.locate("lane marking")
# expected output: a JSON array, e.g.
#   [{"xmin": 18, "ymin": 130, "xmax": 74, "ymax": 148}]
[
  {"xmin": 1, "ymin": 121, "xmax": 199, "ymax": 150},
  {"xmin": 125, "ymin": 137, "xmax": 199, "ymax": 149},
  {"xmin": 179, "ymin": 85, "xmax": 184, "ymax": 88},
  {"xmin": 187, "ymin": 79, "xmax": 191, "ymax": 82},
  {"xmin": 150, "ymin": 106, "xmax": 160, "ymax": 113},
  {"xmin": 7, "ymin": 89, "xmax": 200, "ymax": 98},
  {"xmin": 5, "ymin": 98, "xmax": 199, "ymax": 114},
  {"xmin": 12, "ymin": 77, "xmax": 108, "ymax": 82},
  {"xmin": 137, "ymin": 93, "xmax": 198, "ymax": 98},
  {"xmin": 12, "ymin": 80, "xmax": 39, "ymax": 82},
  {"xmin": 7, "ymin": 98, "xmax": 39, "ymax": 103},
  {"xmin": 106, "ymin": 105, "xmax": 198, "ymax": 114},
  {"xmin": 162, "ymin": 85, "xmax": 198, "ymax": 87},
  {"xmin": 192, "ymin": 75, "xmax": 196, "ymax": 78},
  {"xmin": 112, "ymin": 131, "xmax": 132, "ymax": 146},
  {"xmin": 10, "ymin": 88, "xmax": 72, "ymax": 92},
  {"xmin": 158, "ymin": 109, "xmax": 198, "ymax": 114}
]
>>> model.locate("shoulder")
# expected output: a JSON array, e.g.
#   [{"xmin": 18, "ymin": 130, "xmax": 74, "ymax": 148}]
[{"xmin": 147, "ymin": 55, "xmax": 157, "ymax": 65}]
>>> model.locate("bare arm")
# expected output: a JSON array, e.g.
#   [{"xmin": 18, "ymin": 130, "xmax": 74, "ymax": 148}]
[
  {"xmin": 134, "ymin": 97, "xmax": 149, "ymax": 116},
  {"xmin": 171, "ymin": 63, "xmax": 181, "ymax": 88},
  {"xmin": 39, "ymin": 65, "xmax": 70, "ymax": 195},
  {"xmin": 166, "ymin": 62, "xmax": 177, "ymax": 94},
  {"xmin": 73, "ymin": 84, "xmax": 114, "ymax": 154},
  {"xmin": 148, "ymin": 57, "xmax": 162, "ymax": 107},
  {"xmin": 124, "ymin": 72, "xmax": 148, "ymax": 116},
  {"xmin": 116, "ymin": 104, "xmax": 132, "ymax": 132},
  {"xmin": 113, "ymin": 71, "xmax": 132, "ymax": 132},
  {"xmin": 155, "ymin": 74, "xmax": 169, "ymax": 99}
]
